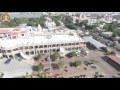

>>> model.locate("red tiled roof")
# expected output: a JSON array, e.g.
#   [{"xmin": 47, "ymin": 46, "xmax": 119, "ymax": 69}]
[
  {"xmin": 7, "ymin": 31, "xmax": 19, "ymax": 36},
  {"xmin": 107, "ymin": 54, "xmax": 120, "ymax": 64},
  {"xmin": 16, "ymin": 26, "xmax": 22, "ymax": 28},
  {"xmin": 0, "ymin": 29, "xmax": 10, "ymax": 34}
]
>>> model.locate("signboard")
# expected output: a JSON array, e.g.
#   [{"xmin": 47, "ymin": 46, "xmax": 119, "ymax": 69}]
[{"xmin": 1, "ymin": 12, "xmax": 10, "ymax": 22}]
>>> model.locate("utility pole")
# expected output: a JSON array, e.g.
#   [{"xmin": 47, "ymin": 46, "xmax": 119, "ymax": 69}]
[{"xmin": 46, "ymin": 35, "xmax": 52, "ymax": 75}]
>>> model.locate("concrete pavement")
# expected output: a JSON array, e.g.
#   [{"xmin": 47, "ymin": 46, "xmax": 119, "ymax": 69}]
[
  {"xmin": 84, "ymin": 47, "xmax": 120, "ymax": 77},
  {"xmin": 0, "ymin": 58, "xmax": 34, "ymax": 78}
]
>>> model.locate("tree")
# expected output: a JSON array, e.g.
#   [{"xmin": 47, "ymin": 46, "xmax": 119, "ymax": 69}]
[
  {"xmin": 38, "ymin": 63, "xmax": 44, "ymax": 71},
  {"xmin": 79, "ymin": 20, "xmax": 88, "ymax": 27},
  {"xmin": 65, "ymin": 23, "xmax": 77, "ymax": 30},
  {"xmin": 39, "ymin": 16, "xmax": 46, "ymax": 27},
  {"xmin": 38, "ymin": 73, "xmax": 47, "ymax": 78},
  {"xmin": 0, "ymin": 72, "xmax": 4, "ymax": 78},
  {"xmin": 52, "ymin": 52, "xmax": 60, "ymax": 61},
  {"xmin": 103, "ymin": 22, "xmax": 118, "ymax": 32},
  {"xmin": 113, "ymin": 29, "xmax": 120, "ymax": 37},
  {"xmin": 110, "ymin": 51, "xmax": 116, "ymax": 55},
  {"xmin": 75, "ymin": 60, "xmax": 82, "ymax": 67},
  {"xmin": 37, "ymin": 53, "xmax": 42, "ymax": 61},
  {"xmin": 68, "ymin": 52, "xmax": 77, "ymax": 58},
  {"xmin": 62, "ymin": 16, "xmax": 77, "ymax": 30},
  {"xmin": 55, "ymin": 20, "xmax": 61, "ymax": 26},
  {"xmin": 34, "ymin": 57, "xmax": 39, "ymax": 61},
  {"xmin": 51, "ymin": 16, "xmax": 61, "ymax": 26},
  {"xmin": 58, "ymin": 61, "xmax": 65, "ymax": 70}
]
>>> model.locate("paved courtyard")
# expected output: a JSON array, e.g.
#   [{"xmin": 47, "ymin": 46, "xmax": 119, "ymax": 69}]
[
  {"xmin": 0, "ymin": 46, "xmax": 119, "ymax": 78},
  {"xmin": 32, "ymin": 51, "xmax": 111, "ymax": 78},
  {"xmin": 0, "ymin": 58, "xmax": 34, "ymax": 78}
]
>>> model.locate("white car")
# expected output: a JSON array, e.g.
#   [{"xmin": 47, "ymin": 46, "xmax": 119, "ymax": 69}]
[{"xmin": 85, "ymin": 51, "xmax": 89, "ymax": 55}]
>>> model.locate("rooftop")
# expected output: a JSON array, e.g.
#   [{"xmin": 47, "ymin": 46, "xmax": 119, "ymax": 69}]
[
  {"xmin": 83, "ymin": 36, "xmax": 107, "ymax": 49},
  {"xmin": 0, "ymin": 29, "xmax": 10, "ymax": 34},
  {"xmin": 101, "ymin": 32, "xmax": 113, "ymax": 35},
  {"xmin": 7, "ymin": 31, "xmax": 19, "ymax": 36},
  {"xmin": 107, "ymin": 54, "xmax": 120, "ymax": 64},
  {"xmin": 0, "ymin": 33, "xmax": 84, "ymax": 50}
]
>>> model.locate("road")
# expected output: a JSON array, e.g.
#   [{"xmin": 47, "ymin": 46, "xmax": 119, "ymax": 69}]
[
  {"xmin": 84, "ymin": 47, "xmax": 120, "ymax": 77},
  {"xmin": 89, "ymin": 32, "xmax": 120, "ymax": 55}
]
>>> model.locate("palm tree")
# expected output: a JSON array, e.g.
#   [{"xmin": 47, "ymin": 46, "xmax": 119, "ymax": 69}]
[
  {"xmin": 75, "ymin": 60, "xmax": 82, "ymax": 67},
  {"xmin": 38, "ymin": 63, "xmax": 44, "ymax": 72},
  {"xmin": 58, "ymin": 61, "xmax": 65, "ymax": 70}
]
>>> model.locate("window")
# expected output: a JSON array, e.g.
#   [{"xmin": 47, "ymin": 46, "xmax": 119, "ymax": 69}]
[
  {"xmin": 20, "ymin": 47, "xmax": 23, "ymax": 50},
  {"xmin": 35, "ymin": 46, "xmax": 38, "ymax": 48},
  {"xmin": 76, "ymin": 43, "xmax": 79, "ymax": 45},
  {"xmin": 30, "ymin": 46, "xmax": 33, "ymax": 49},
  {"xmin": 39, "ymin": 46, "xmax": 43, "ymax": 48},
  {"xmin": 25, "ymin": 47, "xmax": 28, "ymax": 49},
  {"xmin": 61, "ymin": 44, "xmax": 64, "ymax": 46},
  {"xmin": 13, "ymin": 48, "xmax": 19, "ymax": 51},
  {"xmin": 7, "ymin": 50, "xmax": 11, "ymax": 53},
  {"xmin": 44, "ymin": 45, "xmax": 47, "ymax": 48}
]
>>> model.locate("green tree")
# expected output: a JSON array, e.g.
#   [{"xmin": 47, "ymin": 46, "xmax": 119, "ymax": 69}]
[
  {"xmin": 51, "ymin": 16, "xmax": 61, "ymax": 21},
  {"xmin": 103, "ymin": 22, "xmax": 118, "ymax": 32},
  {"xmin": 62, "ymin": 16, "xmax": 77, "ymax": 30},
  {"xmin": 79, "ymin": 20, "xmax": 88, "ymax": 27},
  {"xmin": 58, "ymin": 61, "xmax": 65, "ymax": 70},
  {"xmin": 34, "ymin": 57, "xmax": 39, "ymax": 61},
  {"xmin": 65, "ymin": 23, "xmax": 77, "ymax": 30},
  {"xmin": 75, "ymin": 60, "xmax": 82, "ymax": 67},
  {"xmin": 55, "ymin": 21, "xmax": 61, "ymax": 26},
  {"xmin": 38, "ymin": 73, "xmax": 47, "ymax": 78},
  {"xmin": 0, "ymin": 72, "xmax": 4, "ymax": 78},
  {"xmin": 52, "ymin": 52, "xmax": 60, "ymax": 61},
  {"xmin": 37, "ymin": 53, "xmax": 42, "ymax": 61},
  {"xmin": 38, "ymin": 63, "xmax": 44, "ymax": 71},
  {"xmin": 39, "ymin": 16, "xmax": 46, "ymax": 27},
  {"xmin": 68, "ymin": 51, "xmax": 77, "ymax": 58},
  {"xmin": 51, "ymin": 16, "xmax": 61, "ymax": 26}
]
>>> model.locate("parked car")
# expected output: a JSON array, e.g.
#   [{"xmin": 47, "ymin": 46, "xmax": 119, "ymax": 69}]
[
  {"xmin": 4, "ymin": 59, "xmax": 11, "ymax": 64},
  {"xmin": 98, "ymin": 75, "xmax": 104, "ymax": 77}
]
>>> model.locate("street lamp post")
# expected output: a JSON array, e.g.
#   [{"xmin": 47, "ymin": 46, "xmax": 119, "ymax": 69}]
[{"xmin": 46, "ymin": 35, "xmax": 52, "ymax": 75}]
